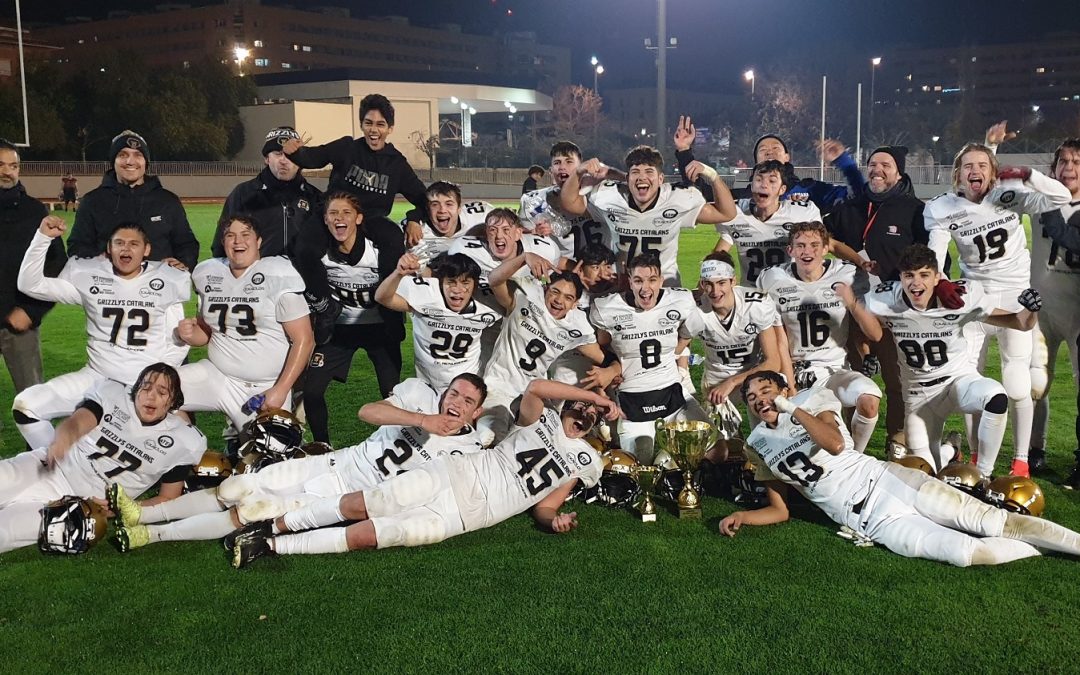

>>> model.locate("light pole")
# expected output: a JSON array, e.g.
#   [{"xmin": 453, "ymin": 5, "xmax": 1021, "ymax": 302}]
[
  {"xmin": 644, "ymin": 0, "xmax": 676, "ymax": 158},
  {"xmin": 234, "ymin": 46, "xmax": 250, "ymax": 77},
  {"xmin": 744, "ymin": 69, "xmax": 755, "ymax": 98},
  {"xmin": 594, "ymin": 64, "xmax": 604, "ymax": 96},
  {"xmin": 869, "ymin": 56, "xmax": 881, "ymax": 140}
]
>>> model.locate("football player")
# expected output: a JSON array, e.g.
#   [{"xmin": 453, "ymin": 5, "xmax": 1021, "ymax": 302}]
[
  {"xmin": 757, "ymin": 222, "xmax": 882, "ymax": 453},
  {"xmin": 520, "ymin": 141, "xmax": 606, "ymax": 259},
  {"xmin": 14, "ymin": 217, "xmax": 190, "ymax": 448},
  {"xmin": 303, "ymin": 192, "xmax": 401, "ymax": 444},
  {"xmin": 229, "ymin": 379, "xmax": 617, "ymax": 566},
  {"xmin": 559, "ymin": 145, "xmax": 737, "ymax": 286},
  {"xmin": 177, "ymin": 216, "xmax": 314, "ymax": 433},
  {"xmin": 845, "ymin": 245, "xmax": 1042, "ymax": 475},
  {"xmin": 110, "ymin": 374, "xmax": 487, "ymax": 550},
  {"xmin": 689, "ymin": 252, "xmax": 782, "ymax": 408},
  {"xmin": 551, "ymin": 244, "xmax": 618, "ymax": 387},
  {"xmin": 479, "ymin": 256, "xmax": 605, "ymax": 444},
  {"xmin": 714, "ymin": 160, "xmax": 823, "ymax": 285},
  {"xmin": 719, "ymin": 372, "xmax": 1080, "ymax": 567},
  {"xmin": 0, "ymin": 363, "xmax": 205, "ymax": 554},
  {"xmin": 407, "ymin": 181, "xmax": 493, "ymax": 265},
  {"xmin": 925, "ymin": 137, "xmax": 1071, "ymax": 475},
  {"xmin": 587, "ymin": 252, "xmax": 708, "ymax": 462},
  {"xmin": 375, "ymin": 251, "xmax": 500, "ymax": 390},
  {"xmin": 1029, "ymin": 139, "xmax": 1080, "ymax": 477}
]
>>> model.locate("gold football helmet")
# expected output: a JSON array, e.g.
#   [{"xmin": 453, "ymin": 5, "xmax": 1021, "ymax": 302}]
[
  {"xmin": 241, "ymin": 408, "xmax": 304, "ymax": 458},
  {"xmin": 936, "ymin": 462, "xmax": 985, "ymax": 495},
  {"xmin": 38, "ymin": 496, "xmax": 109, "ymax": 554},
  {"xmin": 894, "ymin": 455, "xmax": 934, "ymax": 476},
  {"xmin": 186, "ymin": 450, "xmax": 234, "ymax": 491},
  {"xmin": 985, "ymin": 475, "xmax": 1045, "ymax": 517},
  {"xmin": 602, "ymin": 449, "xmax": 639, "ymax": 475}
]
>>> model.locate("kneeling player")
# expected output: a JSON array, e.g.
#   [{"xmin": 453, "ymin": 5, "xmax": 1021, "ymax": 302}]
[
  {"xmin": 0, "ymin": 363, "xmax": 205, "ymax": 554},
  {"xmin": 719, "ymin": 372, "xmax": 1080, "ymax": 567},
  {"xmin": 110, "ymin": 374, "xmax": 487, "ymax": 551},
  {"xmin": 229, "ymin": 379, "xmax": 618, "ymax": 566}
]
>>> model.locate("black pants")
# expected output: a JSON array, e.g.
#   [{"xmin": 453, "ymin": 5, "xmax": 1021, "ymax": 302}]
[{"xmin": 303, "ymin": 323, "xmax": 402, "ymax": 444}]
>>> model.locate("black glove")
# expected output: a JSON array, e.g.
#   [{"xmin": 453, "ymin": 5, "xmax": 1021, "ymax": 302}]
[{"xmin": 1018, "ymin": 288, "xmax": 1042, "ymax": 312}]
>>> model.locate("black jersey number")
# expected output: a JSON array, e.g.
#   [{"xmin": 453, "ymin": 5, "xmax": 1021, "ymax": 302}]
[
  {"xmin": 796, "ymin": 310, "xmax": 830, "ymax": 347},
  {"xmin": 973, "ymin": 228, "xmax": 1008, "ymax": 262},
  {"xmin": 334, "ymin": 287, "xmax": 376, "ymax": 309},
  {"xmin": 745, "ymin": 247, "xmax": 787, "ymax": 282},
  {"xmin": 429, "ymin": 330, "xmax": 473, "ymax": 360},
  {"xmin": 715, "ymin": 345, "xmax": 751, "ymax": 366},
  {"xmin": 206, "ymin": 303, "xmax": 256, "ymax": 336},
  {"xmin": 776, "ymin": 451, "xmax": 824, "ymax": 488},
  {"xmin": 463, "ymin": 201, "xmax": 487, "ymax": 215},
  {"xmin": 619, "ymin": 235, "xmax": 662, "ymax": 262},
  {"xmin": 518, "ymin": 338, "xmax": 547, "ymax": 372},
  {"xmin": 640, "ymin": 339, "xmax": 663, "ymax": 369},
  {"xmin": 515, "ymin": 447, "xmax": 566, "ymax": 496},
  {"xmin": 375, "ymin": 438, "xmax": 414, "ymax": 476},
  {"xmin": 898, "ymin": 339, "xmax": 948, "ymax": 368},
  {"xmin": 87, "ymin": 437, "xmax": 143, "ymax": 479},
  {"xmin": 102, "ymin": 307, "xmax": 150, "ymax": 347}
]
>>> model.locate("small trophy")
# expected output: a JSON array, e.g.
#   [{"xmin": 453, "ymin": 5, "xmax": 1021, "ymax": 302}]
[
  {"xmin": 632, "ymin": 465, "xmax": 659, "ymax": 523},
  {"xmin": 659, "ymin": 420, "xmax": 716, "ymax": 519}
]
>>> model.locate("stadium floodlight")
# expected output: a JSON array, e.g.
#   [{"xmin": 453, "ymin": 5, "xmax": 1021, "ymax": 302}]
[
  {"xmin": 504, "ymin": 101, "xmax": 511, "ymax": 108},
  {"xmin": 460, "ymin": 102, "xmax": 469, "ymax": 110},
  {"xmin": 590, "ymin": 55, "xmax": 599, "ymax": 66},
  {"xmin": 932, "ymin": 135, "xmax": 940, "ymax": 142},
  {"xmin": 451, "ymin": 96, "xmax": 459, "ymax": 104},
  {"xmin": 468, "ymin": 107, "xmax": 476, "ymax": 115},
  {"xmin": 744, "ymin": 69, "xmax": 755, "ymax": 97},
  {"xmin": 509, "ymin": 106, "xmax": 517, "ymax": 114}
]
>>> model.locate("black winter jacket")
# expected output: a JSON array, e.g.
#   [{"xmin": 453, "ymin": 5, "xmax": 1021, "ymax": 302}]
[
  {"xmin": 213, "ymin": 168, "xmax": 323, "ymax": 258},
  {"xmin": 0, "ymin": 184, "xmax": 67, "ymax": 328}
]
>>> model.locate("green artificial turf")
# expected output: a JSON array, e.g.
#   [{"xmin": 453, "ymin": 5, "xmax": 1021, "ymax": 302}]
[{"xmin": 1, "ymin": 203, "xmax": 1079, "ymax": 672}]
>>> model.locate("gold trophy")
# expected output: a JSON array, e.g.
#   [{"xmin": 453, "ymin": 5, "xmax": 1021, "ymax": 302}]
[
  {"xmin": 659, "ymin": 420, "xmax": 716, "ymax": 519},
  {"xmin": 632, "ymin": 465, "xmax": 659, "ymax": 523}
]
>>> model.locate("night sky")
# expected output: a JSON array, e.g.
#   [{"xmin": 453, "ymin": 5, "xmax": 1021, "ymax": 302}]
[{"xmin": 5, "ymin": 0, "xmax": 1079, "ymax": 90}]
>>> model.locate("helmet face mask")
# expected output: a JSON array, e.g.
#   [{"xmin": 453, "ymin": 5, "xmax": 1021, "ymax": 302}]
[
  {"xmin": 38, "ymin": 496, "xmax": 108, "ymax": 554},
  {"xmin": 936, "ymin": 462, "xmax": 986, "ymax": 496},
  {"xmin": 985, "ymin": 475, "xmax": 1045, "ymax": 517},
  {"xmin": 239, "ymin": 409, "xmax": 304, "ymax": 459}
]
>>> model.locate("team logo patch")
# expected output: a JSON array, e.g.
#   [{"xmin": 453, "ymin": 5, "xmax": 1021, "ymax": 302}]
[
  {"xmin": 745, "ymin": 324, "xmax": 759, "ymax": 335},
  {"xmin": 662, "ymin": 208, "xmax": 679, "ymax": 219},
  {"xmin": 297, "ymin": 199, "xmax": 310, "ymax": 212},
  {"xmin": 204, "ymin": 284, "xmax": 214, "ymax": 293},
  {"xmin": 158, "ymin": 435, "xmax": 174, "ymax": 448},
  {"xmin": 126, "ymin": 137, "xmax": 141, "ymax": 149},
  {"xmin": 90, "ymin": 286, "xmax": 100, "ymax": 295},
  {"xmin": 310, "ymin": 353, "xmax": 325, "ymax": 368},
  {"xmin": 949, "ymin": 223, "xmax": 960, "ymax": 231},
  {"xmin": 666, "ymin": 310, "xmax": 681, "ymax": 321},
  {"xmin": 251, "ymin": 273, "xmax": 265, "ymax": 285},
  {"xmin": 567, "ymin": 329, "xmax": 582, "ymax": 339},
  {"xmin": 578, "ymin": 452, "xmax": 592, "ymax": 466},
  {"xmin": 999, "ymin": 190, "xmax": 1016, "ymax": 204},
  {"xmin": 149, "ymin": 278, "xmax": 164, "ymax": 291},
  {"xmin": 944, "ymin": 314, "xmax": 959, "ymax": 320},
  {"xmin": 479, "ymin": 313, "xmax": 497, "ymax": 326},
  {"xmin": 520, "ymin": 307, "xmax": 530, "ymax": 317}
]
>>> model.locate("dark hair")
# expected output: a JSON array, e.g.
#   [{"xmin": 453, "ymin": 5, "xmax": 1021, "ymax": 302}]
[
  {"xmin": 359, "ymin": 93, "xmax": 395, "ymax": 127},
  {"xmin": 426, "ymin": 181, "xmax": 462, "ymax": 205},
  {"xmin": 627, "ymin": 251, "xmax": 662, "ymax": 275},
  {"xmin": 218, "ymin": 214, "xmax": 262, "ymax": 243},
  {"xmin": 580, "ymin": 243, "xmax": 616, "ymax": 266},
  {"xmin": 527, "ymin": 165, "xmax": 545, "ymax": 177},
  {"xmin": 739, "ymin": 370, "xmax": 788, "ymax": 403},
  {"xmin": 431, "ymin": 252, "xmax": 481, "ymax": 283},
  {"xmin": 625, "ymin": 145, "xmax": 664, "ymax": 171},
  {"xmin": 897, "ymin": 244, "xmax": 939, "ymax": 274},
  {"xmin": 703, "ymin": 250, "xmax": 736, "ymax": 267},
  {"xmin": 752, "ymin": 159, "xmax": 787, "ymax": 183},
  {"xmin": 484, "ymin": 207, "xmax": 522, "ymax": 229},
  {"xmin": 131, "ymin": 362, "xmax": 184, "ymax": 411},
  {"xmin": 787, "ymin": 221, "xmax": 830, "ymax": 247},
  {"xmin": 1051, "ymin": 139, "xmax": 1080, "ymax": 180},
  {"xmin": 547, "ymin": 270, "xmax": 585, "ymax": 299},
  {"xmin": 447, "ymin": 372, "xmax": 488, "ymax": 405},
  {"xmin": 324, "ymin": 191, "xmax": 363, "ymax": 214},
  {"xmin": 0, "ymin": 138, "xmax": 17, "ymax": 154},
  {"xmin": 550, "ymin": 141, "xmax": 582, "ymax": 161},
  {"xmin": 106, "ymin": 221, "xmax": 149, "ymax": 242}
]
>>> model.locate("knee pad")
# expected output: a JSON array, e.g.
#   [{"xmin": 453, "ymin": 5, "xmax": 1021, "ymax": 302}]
[
  {"xmin": 216, "ymin": 474, "xmax": 260, "ymax": 506},
  {"xmin": 985, "ymin": 393, "xmax": 1008, "ymax": 415},
  {"xmin": 381, "ymin": 469, "xmax": 439, "ymax": 512},
  {"xmin": 376, "ymin": 514, "xmax": 447, "ymax": 548},
  {"xmin": 235, "ymin": 494, "xmax": 287, "ymax": 524}
]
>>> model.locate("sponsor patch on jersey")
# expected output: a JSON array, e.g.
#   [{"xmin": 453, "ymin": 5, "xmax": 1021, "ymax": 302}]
[
  {"xmin": 998, "ymin": 190, "xmax": 1015, "ymax": 204},
  {"xmin": 666, "ymin": 310, "xmax": 681, "ymax": 321},
  {"xmin": 744, "ymin": 324, "xmax": 760, "ymax": 335},
  {"xmin": 158, "ymin": 435, "xmax": 174, "ymax": 448},
  {"xmin": 90, "ymin": 286, "xmax": 100, "ymax": 295},
  {"xmin": 662, "ymin": 208, "xmax": 679, "ymax": 219},
  {"xmin": 252, "ymin": 273, "xmax": 265, "ymax": 285},
  {"xmin": 149, "ymin": 278, "xmax": 164, "ymax": 291},
  {"xmin": 577, "ymin": 452, "xmax": 592, "ymax": 466}
]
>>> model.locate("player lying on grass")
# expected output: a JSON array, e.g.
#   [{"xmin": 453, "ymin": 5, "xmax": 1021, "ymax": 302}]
[
  {"xmin": 719, "ymin": 371, "xmax": 1080, "ymax": 567},
  {"xmin": 110, "ymin": 374, "xmax": 487, "ymax": 552},
  {"xmin": 229, "ymin": 379, "xmax": 618, "ymax": 567},
  {"xmin": 0, "ymin": 363, "xmax": 205, "ymax": 554}
]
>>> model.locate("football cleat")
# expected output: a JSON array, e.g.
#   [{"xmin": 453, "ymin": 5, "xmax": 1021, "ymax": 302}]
[
  {"xmin": 1028, "ymin": 448, "xmax": 1047, "ymax": 474},
  {"xmin": 106, "ymin": 483, "xmax": 141, "ymax": 528},
  {"xmin": 232, "ymin": 531, "xmax": 275, "ymax": 569},
  {"xmin": 886, "ymin": 438, "xmax": 908, "ymax": 461},
  {"xmin": 1010, "ymin": 459, "xmax": 1030, "ymax": 479},
  {"xmin": 114, "ymin": 525, "xmax": 150, "ymax": 553},
  {"xmin": 1064, "ymin": 450, "xmax": 1080, "ymax": 490},
  {"xmin": 937, "ymin": 462, "xmax": 986, "ymax": 496},
  {"xmin": 222, "ymin": 519, "xmax": 273, "ymax": 553},
  {"xmin": 985, "ymin": 475, "xmax": 1045, "ymax": 517},
  {"xmin": 940, "ymin": 431, "xmax": 964, "ymax": 463},
  {"xmin": 893, "ymin": 455, "xmax": 934, "ymax": 475}
]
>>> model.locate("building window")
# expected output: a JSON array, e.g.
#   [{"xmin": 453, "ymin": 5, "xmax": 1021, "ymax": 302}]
[
  {"xmin": 255, "ymin": 58, "xmax": 269, "ymax": 67},
  {"xmin": 1036, "ymin": 67, "xmax": 1045, "ymax": 73},
  {"xmin": 301, "ymin": 45, "xmax": 312, "ymax": 52},
  {"xmin": 253, "ymin": 39, "xmax": 264, "ymax": 47},
  {"xmin": 292, "ymin": 44, "xmax": 299, "ymax": 51},
  {"xmin": 281, "ymin": 62, "xmax": 292, "ymax": 69},
  {"xmin": 182, "ymin": 60, "xmax": 190, "ymax": 69}
]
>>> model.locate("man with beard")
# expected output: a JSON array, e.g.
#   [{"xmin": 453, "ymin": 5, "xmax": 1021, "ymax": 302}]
[
  {"xmin": 67, "ymin": 131, "xmax": 198, "ymax": 271},
  {"xmin": 213, "ymin": 127, "xmax": 322, "ymax": 258}
]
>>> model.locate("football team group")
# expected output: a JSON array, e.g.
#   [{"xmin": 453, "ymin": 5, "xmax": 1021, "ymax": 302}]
[{"xmin": 2, "ymin": 92, "xmax": 1080, "ymax": 569}]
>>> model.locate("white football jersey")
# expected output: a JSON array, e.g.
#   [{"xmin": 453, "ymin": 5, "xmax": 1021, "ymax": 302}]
[
  {"xmin": 758, "ymin": 260, "xmax": 862, "ymax": 370},
  {"xmin": 1031, "ymin": 200, "xmax": 1080, "ymax": 290},
  {"xmin": 447, "ymin": 233, "xmax": 562, "ymax": 276},
  {"xmin": 586, "ymin": 181, "xmax": 705, "ymax": 283},
  {"xmin": 339, "ymin": 379, "xmax": 484, "ymax": 484},
  {"xmin": 462, "ymin": 408, "xmax": 601, "ymax": 526},
  {"xmin": 483, "ymin": 276, "xmax": 597, "ymax": 395},
  {"xmin": 863, "ymin": 279, "xmax": 998, "ymax": 387},
  {"xmin": 409, "ymin": 200, "xmax": 493, "ymax": 264},
  {"xmin": 745, "ymin": 388, "xmax": 884, "ymax": 531},
  {"xmin": 520, "ymin": 186, "xmax": 606, "ymax": 258},
  {"xmin": 57, "ymin": 378, "xmax": 207, "ymax": 498},
  {"xmin": 18, "ymin": 232, "xmax": 191, "ymax": 383},
  {"xmin": 192, "ymin": 256, "xmax": 308, "ymax": 383},
  {"xmin": 717, "ymin": 199, "xmax": 822, "ymax": 284},
  {"xmin": 397, "ymin": 275, "xmax": 502, "ymax": 389},
  {"xmin": 324, "ymin": 238, "xmax": 382, "ymax": 326},
  {"xmin": 590, "ymin": 288, "xmax": 704, "ymax": 393},
  {"xmin": 688, "ymin": 287, "xmax": 779, "ymax": 386}
]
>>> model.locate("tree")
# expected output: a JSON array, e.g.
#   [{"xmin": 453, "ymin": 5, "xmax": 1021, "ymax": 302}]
[
  {"xmin": 550, "ymin": 85, "xmax": 603, "ymax": 140},
  {"xmin": 410, "ymin": 129, "xmax": 440, "ymax": 169}
]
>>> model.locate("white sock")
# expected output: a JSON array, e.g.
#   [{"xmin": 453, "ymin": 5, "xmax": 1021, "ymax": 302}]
[
  {"xmin": 850, "ymin": 412, "xmax": 878, "ymax": 454},
  {"xmin": 1010, "ymin": 398, "xmax": 1034, "ymax": 463},
  {"xmin": 17, "ymin": 419, "xmax": 55, "ymax": 449},
  {"xmin": 1004, "ymin": 512, "xmax": 1080, "ymax": 556},
  {"xmin": 282, "ymin": 497, "xmax": 345, "ymax": 533},
  {"xmin": 148, "ymin": 510, "xmax": 237, "ymax": 542},
  {"xmin": 272, "ymin": 528, "xmax": 349, "ymax": 555},
  {"xmin": 141, "ymin": 489, "xmax": 223, "ymax": 524},
  {"xmin": 975, "ymin": 410, "xmax": 1008, "ymax": 476}
]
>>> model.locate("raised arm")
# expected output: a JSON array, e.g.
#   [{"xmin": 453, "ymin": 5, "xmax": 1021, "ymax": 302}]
[
  {"xmin": 686, "ymin": 161, "xmax": 737, "ymax": 223},
  {"xmin": 517, "ymin": 378, "xmax": 619, "ymax": 428},
  {"xmin": 835, "ymin": 282, "xmax": 883, "ymax": 342},
  {"xmin": 374, "ymin": 252, "xmax": 421, "ymax": 313},
  {"xmin": 18, "ymin": 218, "xmax": 81, "ymax": 304}
]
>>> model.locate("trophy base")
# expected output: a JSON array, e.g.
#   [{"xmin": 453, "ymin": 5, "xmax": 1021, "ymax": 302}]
[
  {"xmin": 677, "ymin": 506, "xmax": 702, "ymax": 520},
  {"xmin": 639, "ymin": 512, "xmax": 657, "ymax": 523}
]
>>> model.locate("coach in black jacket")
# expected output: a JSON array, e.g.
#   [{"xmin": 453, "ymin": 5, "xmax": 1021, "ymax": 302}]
[
  {"xmin": 212, "ymin": 127, "xmax": 322, "ymax": 258},
  {"xmin": 67, "ymin": 131, "xmax": 199, "ymax": 270}
]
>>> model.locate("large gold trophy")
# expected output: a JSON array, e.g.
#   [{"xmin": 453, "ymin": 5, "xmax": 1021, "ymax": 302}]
[{"xmin": 658, "ymin": 420, "xmax": 716, "ymax": 519}]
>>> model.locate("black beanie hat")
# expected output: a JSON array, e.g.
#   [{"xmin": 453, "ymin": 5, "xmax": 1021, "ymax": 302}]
[
  {"xmin": 109, "ymin": 130, "xmax": 149, "ymax": 165},
  {"xmin": 753, "ymin": 134, "xmax": 789, "ymax": 159},
  {"xmin": 262, "ymin": 126, "xmax": 301, "ymax": 156},
  {"xmin": 869, "ymin": 145, "xmax": 908, "ymax": 174}
]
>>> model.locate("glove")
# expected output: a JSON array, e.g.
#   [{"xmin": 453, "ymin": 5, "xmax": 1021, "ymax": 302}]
[
  {"xmin": 772, "ymin": 395, "xmax": 796, "ymax": 414},
  {"xmin": 698, "ymin": 164, "xmax": 719, "ymax": 182},
  {"xmin": 1018, "ymin": 287, "xmax": 1043, "ymax": 312},
  {"xmin": 997, "ymin": 166, "xmax": 1032, "ymax": 182},
  {"xmin": 933, "ymin": 278, "xmax": 967, "ymax": 310}
]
